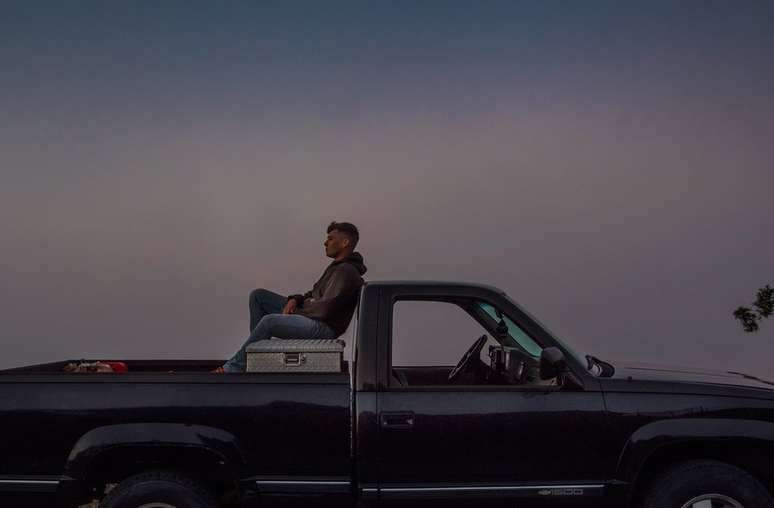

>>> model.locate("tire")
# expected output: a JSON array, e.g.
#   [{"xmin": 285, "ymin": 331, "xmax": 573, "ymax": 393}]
[
  {"xmin": 640, "ymin": 460, "xmax": 774, "ymax": 508},
  {"xmin": 99, "ymin": 470, "xmax": 218, "ymax": 508}
]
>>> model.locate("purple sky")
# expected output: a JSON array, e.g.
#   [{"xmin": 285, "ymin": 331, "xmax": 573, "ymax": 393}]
[{"xmin": 1, "ymin": 2, "xmax": 773, "ymax": 375}]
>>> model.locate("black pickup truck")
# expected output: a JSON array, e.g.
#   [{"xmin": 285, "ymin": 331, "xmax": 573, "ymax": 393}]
[{"xmin": 2, "ymin": 281, "xmax": 774, "ymax": 508}]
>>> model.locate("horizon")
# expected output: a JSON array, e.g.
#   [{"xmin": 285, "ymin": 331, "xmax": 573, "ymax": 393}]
[{"xmin": 1, "ymin": 2, "xmax": 773, "ymax": 376}]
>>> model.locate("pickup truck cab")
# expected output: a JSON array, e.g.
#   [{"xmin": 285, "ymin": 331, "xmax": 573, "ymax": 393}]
[{"xmin": 2, "ymin": 280, "xmax": 774, "ymax": 508}]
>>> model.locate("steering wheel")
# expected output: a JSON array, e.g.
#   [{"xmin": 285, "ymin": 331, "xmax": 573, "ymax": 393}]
[{"xmin": 448, "ymin": 335, "xmax": 488, "ymax": 382}]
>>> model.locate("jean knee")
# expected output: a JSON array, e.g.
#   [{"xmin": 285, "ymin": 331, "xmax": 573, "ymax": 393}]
[{"xmin": 249, "ymin": 288, "xmax": 270, "ymax": 304}]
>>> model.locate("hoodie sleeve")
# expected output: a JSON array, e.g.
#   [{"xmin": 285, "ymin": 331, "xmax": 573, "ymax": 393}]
[{"xmin": 296, "ymin": 266, "xmax": 361, "ymax": 322}]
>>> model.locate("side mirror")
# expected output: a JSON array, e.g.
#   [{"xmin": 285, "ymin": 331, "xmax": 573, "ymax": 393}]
[
  {"xmin": 539, "ymin": 347, "xmax": 566, "ymax": 380},
  {"xmin": 540, "ymin": 347, "xmax": 584, "ymax": 389}
]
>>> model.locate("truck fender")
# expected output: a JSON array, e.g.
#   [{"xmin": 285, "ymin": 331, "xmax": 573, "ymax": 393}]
[
  {"xmin": 64, "ymin": 422, "xmax": 245, "ymax": 478},
  {"xmin": 616, "ymin": 417, "xmax": 774, "ymax": 484}
]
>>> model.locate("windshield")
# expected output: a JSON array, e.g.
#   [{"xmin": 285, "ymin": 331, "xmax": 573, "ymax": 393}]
[
  {"xmin": 482, "ymin": 297, "xmax": 586, "ymax": 368},
  {"xmin": 478, "ymin": 302, "xmax": 542, "ymax": 358}
]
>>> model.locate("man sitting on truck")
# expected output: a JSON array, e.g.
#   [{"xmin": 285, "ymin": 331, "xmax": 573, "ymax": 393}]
[{"xmin": 215, "ymin": 221, "xmax": 367, "ymax": 373}]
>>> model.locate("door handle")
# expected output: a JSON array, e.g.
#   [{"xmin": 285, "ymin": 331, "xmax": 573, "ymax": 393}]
[{"xmin": 380, "ymin": 411, "xmax": 415, "ymax": 430}]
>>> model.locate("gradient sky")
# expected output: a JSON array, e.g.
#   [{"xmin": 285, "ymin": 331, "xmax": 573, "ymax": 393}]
[{"xmin": 2, "ymin": 2, "xmax": 773, "ymax": 375}]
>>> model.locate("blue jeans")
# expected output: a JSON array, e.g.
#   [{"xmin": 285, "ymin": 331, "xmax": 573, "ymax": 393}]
[{"xmin": 223, "ymin": 288, "xmax": 338, "ymax": 373}]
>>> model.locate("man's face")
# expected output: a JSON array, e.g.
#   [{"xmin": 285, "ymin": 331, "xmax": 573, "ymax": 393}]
[{"xmin": 324, "ymin": 230, "xmax": 349, "ymax": 258}]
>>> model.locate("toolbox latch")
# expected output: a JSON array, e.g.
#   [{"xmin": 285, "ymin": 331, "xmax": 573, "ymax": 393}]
[{"xmin": 283, "ymin": 352, "xmax": 307, "ymax": 366}]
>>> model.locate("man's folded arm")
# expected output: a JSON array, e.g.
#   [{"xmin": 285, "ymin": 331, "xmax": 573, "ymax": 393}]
[
  {"xmin": 296, "ymin": 270, "xmax": 360, "ymax": 321},
  {"xmin": 288, "ymin": 291, "xmax": 312, "ymax": 307}
]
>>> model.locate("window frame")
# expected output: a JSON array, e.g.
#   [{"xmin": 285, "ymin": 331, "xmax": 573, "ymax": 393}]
[{"xmin": 377, "ymin": 285, "xmax": 588, "ymax": 392}]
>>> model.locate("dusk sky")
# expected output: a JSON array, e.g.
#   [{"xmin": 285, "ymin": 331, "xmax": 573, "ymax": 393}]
[{"xmin": 2, "ymin": 2, "xmax": 773, "ymax": 376}]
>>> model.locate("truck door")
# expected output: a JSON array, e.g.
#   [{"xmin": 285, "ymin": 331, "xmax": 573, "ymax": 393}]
[{"xmin": 373, "ymin": 291, "xmax": 614, "ymax": 508}]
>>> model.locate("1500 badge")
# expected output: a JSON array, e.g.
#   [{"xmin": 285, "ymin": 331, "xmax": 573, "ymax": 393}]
[{"xmin": 538, "ymin": 488, "xmax": 584, "ymax": 496}]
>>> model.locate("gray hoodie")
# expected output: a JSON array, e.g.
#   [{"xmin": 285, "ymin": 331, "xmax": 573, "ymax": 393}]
[{"xmin": 288, "ymin": 252, "xmax": 367, "ymax": 336}]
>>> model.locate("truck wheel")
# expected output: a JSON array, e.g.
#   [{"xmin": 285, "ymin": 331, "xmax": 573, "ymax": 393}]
[
  {"xmin": 99, "ymin": 470, "xmax": 218, "ymax": 508},
  {"xmin": 640, "ymin": 460, "xmax": 774, "ymax": 508}
]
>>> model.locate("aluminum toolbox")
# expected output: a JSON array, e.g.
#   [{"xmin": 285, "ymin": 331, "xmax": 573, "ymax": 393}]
[{"xmin": 246, "ymin": 339, "xmax": 345, "ymax": 373}]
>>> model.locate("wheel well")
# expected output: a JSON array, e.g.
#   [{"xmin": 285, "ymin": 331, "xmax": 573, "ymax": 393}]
[
  {"xmin": 629, "ymin": 440, "xmax": 774, "ymax": 507},
  {"xmin": 80, "ymin": 446, "xmax": 240, "ymax": 503}
]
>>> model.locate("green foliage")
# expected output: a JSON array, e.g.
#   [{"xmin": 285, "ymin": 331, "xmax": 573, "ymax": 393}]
[
  {"xmin": 753, "ymin": 285, "xmax": 774, "ymax": 318},
  {"xmin": 734, "ymin": 285, "xmax": 774, "ymax": 333},
  {"xmin": 734, "ymin": 306, "xmax": 760, "ymax": 332}
]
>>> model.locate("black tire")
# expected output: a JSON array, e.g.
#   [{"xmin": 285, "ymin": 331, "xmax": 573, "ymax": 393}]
[
  {"xmin": 100, "ymin": 470, "xmax": 218, "ymax": 508},
  {"xmin": 640, "ymin": 460, "xmax": 774, "ymax": 508}
]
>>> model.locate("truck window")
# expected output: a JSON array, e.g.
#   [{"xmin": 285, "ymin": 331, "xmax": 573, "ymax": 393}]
[
  {"xmin": 390, "ymin": 299, "xmax": 549, "ymax": 387},
  {"xmin": 392, "ymin": 300, "xmax": 496, "ymax": 367}
]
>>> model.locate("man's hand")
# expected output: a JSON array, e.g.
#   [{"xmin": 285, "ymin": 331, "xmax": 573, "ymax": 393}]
[{"xmin": 282, "ymin": 299, "xmax": 298, "ymax": 315}]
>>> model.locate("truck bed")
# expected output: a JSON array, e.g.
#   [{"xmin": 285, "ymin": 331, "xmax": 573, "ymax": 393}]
[{"xmin": 0, "ymin": 358, "xmax": 353, "ymax": 506}]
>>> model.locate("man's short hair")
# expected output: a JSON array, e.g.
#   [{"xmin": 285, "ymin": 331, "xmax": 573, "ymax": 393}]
[{"xmin": 328, "ymin": 221, "xmax": 359, "ymax": 248}]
